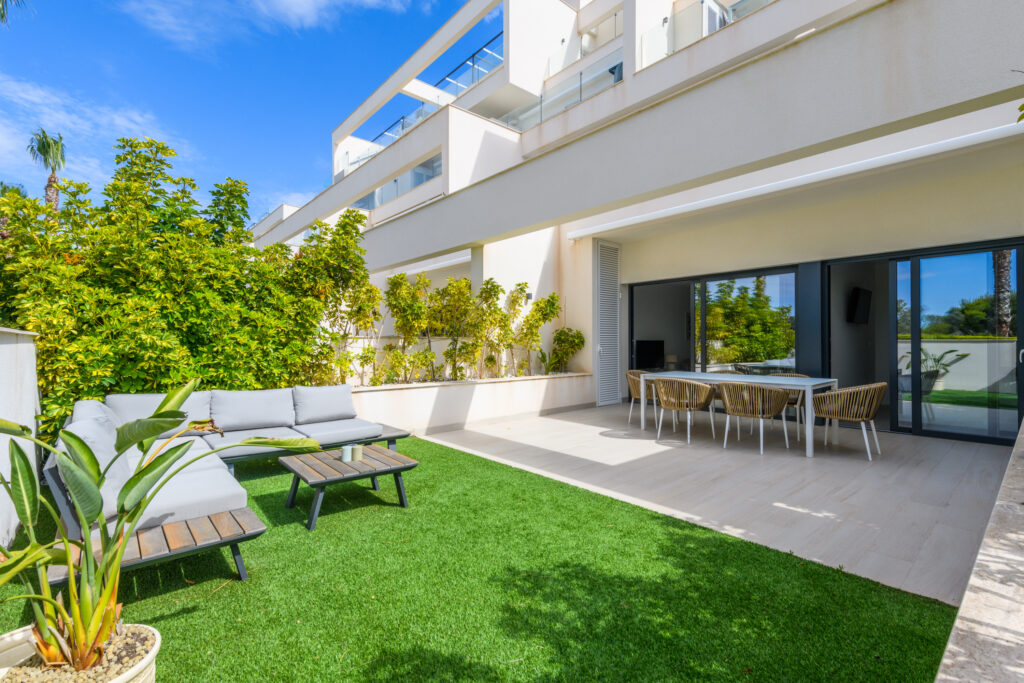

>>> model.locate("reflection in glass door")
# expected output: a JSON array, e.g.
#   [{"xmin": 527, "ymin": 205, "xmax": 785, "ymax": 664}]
[{"xmin": 894, "ymin": 248, "xmax": 1020, "ymax": 440}]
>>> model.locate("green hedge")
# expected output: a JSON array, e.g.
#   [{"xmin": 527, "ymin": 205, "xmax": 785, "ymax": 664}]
[{"xmin": 0, "ymin": 138, "xmax": 369, "ymax": 437}]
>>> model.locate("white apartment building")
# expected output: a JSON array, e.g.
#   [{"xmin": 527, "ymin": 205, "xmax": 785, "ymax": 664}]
[{"xmin": 253, "ymin": 0, "xmax": 1024, "ymax": 446}]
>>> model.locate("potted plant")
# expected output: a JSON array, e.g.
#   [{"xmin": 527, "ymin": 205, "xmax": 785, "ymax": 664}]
[{"xmin": 0, "ymin": 379, "xmax": 318, "ymax": 680}]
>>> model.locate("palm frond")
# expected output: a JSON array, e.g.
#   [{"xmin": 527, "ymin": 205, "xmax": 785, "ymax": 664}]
[
  {"xmin": 0, "ymin": 0, "xmax": 28, "ymax": 26},
  {"xmin": 26, "ymin": 128, "xmax": 66, "ymax": 174}
]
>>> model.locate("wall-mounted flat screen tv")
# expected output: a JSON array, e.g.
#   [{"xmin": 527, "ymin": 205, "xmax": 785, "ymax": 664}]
[{"xmin": 635, "ymin": 340, "xmax": 665, "ymax": 370}]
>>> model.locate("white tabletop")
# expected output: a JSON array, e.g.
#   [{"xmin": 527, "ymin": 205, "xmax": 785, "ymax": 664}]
[{"xmin": 639, "ymin": 370, "xmax": 836, "ymax": 388}]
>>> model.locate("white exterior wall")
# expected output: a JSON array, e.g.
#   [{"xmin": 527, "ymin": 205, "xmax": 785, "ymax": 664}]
[
  {"xmin": 352, "ymin": 373, "xmax": 594, "ymax": 434},
  {"xmin": 0, "ymin": 328, "xmax": 38, "ymax": 546},
  {"xmin": 505, "ymin": 0, "xmax": 578, "ymax": 96}
]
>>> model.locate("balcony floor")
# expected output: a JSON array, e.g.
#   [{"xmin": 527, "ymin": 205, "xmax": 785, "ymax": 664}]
[{"xmin": 426, "ymin": 403, "xmax": 1010, "ymax": 605}]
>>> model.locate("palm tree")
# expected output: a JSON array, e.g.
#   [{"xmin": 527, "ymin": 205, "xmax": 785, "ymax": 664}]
[
  {"xmin": 0, "ymin": 0, "xmax": 27, "ymax": 25},
  {"xmin": 27, "ymin": 128, "xmax": 66, "ymax": 211},
  {"xmin": 993, "ymin": 249, "xmax": 1013, "ymax": 337}
]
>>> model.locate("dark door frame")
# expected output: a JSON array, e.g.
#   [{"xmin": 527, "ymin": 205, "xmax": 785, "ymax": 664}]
[{"xmin": 826, "ymin": 237, "xmax": 1024, "ymax": 446}]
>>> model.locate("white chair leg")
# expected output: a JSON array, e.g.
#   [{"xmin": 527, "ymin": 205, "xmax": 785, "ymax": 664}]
[
  {"xmin": 686, "ymin": 410, "xmax": 692, "ymax": 444},
  {"xmin": 709, "ymin": 406, "xmax": 716, "ymax": 439},
  {"xmin": 782, "ymin": 412, "xmax": 789, "ymax": 449},
  {"xmin": 759, "ymin": 418, "xmax": 764, "ymax": 455},
  {"xmin": 824, "ymin": 418, "xmax": 830, "ymax": 446},
  {"xmin": 736, "ymin": 414, "xmax": 741, "ymax": 441},
  {"xmin": 672, "ymin": 410, "xmax": 677, "ymax": 432},
  {"xmin": 724, "ymin": 414, "xmax": 730, "ymax": 449},
  {"xmin": 860, "ymin": 422, "xmax": 872, "ymax": 461},
  {"xmin": 628, "ymin": 398, "xmax": 635, "ymax": 424},
  {"xmin": 657, "ymin": 407, "xmax": 664, "ymax": 439},
  {"xmin": 870, "ymin": 420, "xmax": 881, "ymax": 456},
  {"xmin": 795, "ymin": 405, "xmax": 801, "ymax": 442}
]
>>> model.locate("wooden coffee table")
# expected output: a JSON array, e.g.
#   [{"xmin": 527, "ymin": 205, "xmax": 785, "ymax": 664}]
[{"xmin": 280, "ymin": 444, "xmax": 419, "ymax": 530}]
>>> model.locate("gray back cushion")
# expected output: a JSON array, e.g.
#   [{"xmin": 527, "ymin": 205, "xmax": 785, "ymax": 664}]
[
  {"xmin": 63, "ymin": 418, "xmax": 131, "ymax": 488},
  {"xmin": 210, "ymin": 389, "xmax": 295, "ymax": 431},
  {"xmin": 71, "ymin": 400, "xmax": 118, "ymax": 432},
  {"xmin": 292, "ymin": 385, "xmax": 356, "ymax": 424},
  {"xmin": 104, "ymin": 391, "xmax": 211, "ymax": 437}
]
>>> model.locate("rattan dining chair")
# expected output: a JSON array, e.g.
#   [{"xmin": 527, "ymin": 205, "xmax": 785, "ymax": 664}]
[
  {"xmin": 651, "ymin": 378, "xmax": 715, "ymax": 442},
  {"xmin": 626, "ymin": 369, "xmax": 657, "ymax": 424},
  {"xmin": 772, "ymin": 372, "xmax": 810, "ymax": 442},
  {"xmin": 718, "ymin": 382, "xmax": 790, "ymax": 454},
  {"xmin": 812, "ymin": 382, "xmax": 888, "ymax": 460}
]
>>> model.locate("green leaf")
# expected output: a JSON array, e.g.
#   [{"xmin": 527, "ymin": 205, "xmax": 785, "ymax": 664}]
[
  {"xmin": 56, "ymin": 455, "xmax": 104, "ymax": 524},
  {"xmin": 117, "ymin": 441, "xmax": 192, "ymax": 513},
  {"xmin": 234, "ymin": 437, "xmax": 321, "ymax": 453},
  {"xmin": 8, "ymin": 441, "xmax": 38, "ymax": 527},
  {"xmin": 0, "ymin": 419, "xmax": 31, "ymax": 438},
  {"xmin": 114, "ymin": 411, "xmax": 186, "ymax": 455},
  {"xmin": 0, "ymin": 544, "xmax": 68, "ymax": 590},
  {"xmin": 154, "ymin": 379, "xmax": 200, "ymax": 415},
  {"xmin": 58, "ymin": 430, "xmax": 101, "ymax": 484}
]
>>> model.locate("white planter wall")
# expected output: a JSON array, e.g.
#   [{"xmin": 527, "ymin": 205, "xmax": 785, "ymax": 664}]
[
  {"xmin": 896, "ymin": 339, "xmax": 1016, "ymax": 393},
  {"xmin": 352, "ymin": 372, "xmax": 594, "ymax": 434},
  {"xmin": 0, "ymin": 328, "xmax": 38, "ymax": 546}
]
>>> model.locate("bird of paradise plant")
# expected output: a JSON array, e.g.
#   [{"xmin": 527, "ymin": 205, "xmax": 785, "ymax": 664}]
[{"xmin": 0, "ymin": 379, "xmax": 318, "ymax": 670}]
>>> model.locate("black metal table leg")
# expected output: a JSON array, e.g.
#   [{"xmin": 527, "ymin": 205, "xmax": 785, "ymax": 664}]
[
  {"xmin": 285, "ymin": 474, "xmax": 300, "ymax": 508},
  {"xmin": 371, "ymin": 476, "xmax": 379, "ymax": 491},
  {"xmin": 307, "ymin": 487, "xmax": 325, "ymax": 530},
  {"xmin": 388, "ymin": 438, "xmax": 397, "ymax": 450},
  {"xmin": 230, "ymin": 543, "xmax": 248, "ymax": 580},
  {"xmin": 394, "ymin": 472, "xmax": 408, "ymax": 507}
]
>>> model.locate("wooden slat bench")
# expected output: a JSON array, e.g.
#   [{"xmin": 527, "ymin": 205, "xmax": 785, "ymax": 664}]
[
  {"xmin": 280, "ymin": 444, "xmax": 419, "ymax": 530},
  {"xmin": 47, "ymin": 508, "xmax": 267, "ymax": 586}
]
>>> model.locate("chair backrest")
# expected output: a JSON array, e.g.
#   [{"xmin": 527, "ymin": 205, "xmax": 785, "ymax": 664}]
[
  {"xmin": 625, "ymin": 370, "xmax": 655, "ymax": 400},
  {"xmin": 718, "ymin": 382, "xmax": 790, "ymax": 419},
  {"xmin": 652, "ymin": 378, "xmax": 714, "ymax": 412},
  {"xmin": 813, "ymin": 382, "xmax": 888, "ymax": 421},
  {"xmin": 711, "ymin": 369, "xmax": 743, "ymax": 375}
]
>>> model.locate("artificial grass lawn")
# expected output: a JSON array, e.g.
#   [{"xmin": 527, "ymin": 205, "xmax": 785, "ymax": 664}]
[{"xmin": 0, "ymin": 439, "xmax": 955, "ymax": 681}]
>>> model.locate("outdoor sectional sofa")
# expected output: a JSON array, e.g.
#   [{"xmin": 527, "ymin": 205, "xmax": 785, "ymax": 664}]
[{"xmin": 43, "ymin": 384, "xmax": 385, "ymax": 583}]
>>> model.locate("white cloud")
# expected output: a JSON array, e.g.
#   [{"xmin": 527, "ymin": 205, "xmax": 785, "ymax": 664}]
[
  {"xmin": 119, "ymin": 0, "xmax": 433, "ymax": 50},
  {"xmin": 0, "ymin": 71, "xmax": 180, "ymax": 195}
]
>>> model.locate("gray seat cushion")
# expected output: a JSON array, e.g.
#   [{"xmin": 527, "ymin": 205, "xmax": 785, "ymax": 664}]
[
  {"xmin": 210, "ymin": 389, "xmax": 295, "ymax": 432},
  {"xmin": 126, "ymin": 437, "xmax": 227, "ymax": 478},
  {"xmin": 293, "ymin": 385, "xmax": 356, "ymax": 424},
  {"xmin": 104, "ymin": 391, "xmax": 211, "ymax": 437},
  {"xmin": 61, "ymin": 418, "xmax": 132, "ymax": 520},
  {"xmin": 133, "ymin": 468, "xmax": 248, "ymax": 529},
  {"xmin": 293, "ymin": 418, "xmax": 382, "ymax": 446},
  {"xmin": 202, "ymin": 426, "xmax": 308, "ymax": 458}
]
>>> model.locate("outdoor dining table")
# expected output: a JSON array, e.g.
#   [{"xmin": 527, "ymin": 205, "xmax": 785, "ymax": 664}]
[{"xmin": 639, "ymin": 371, "xmax": 839, "ymax": 457}]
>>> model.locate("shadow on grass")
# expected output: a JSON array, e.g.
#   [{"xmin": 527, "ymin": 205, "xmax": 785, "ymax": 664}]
[{"xmin": 251, "ymin": 478, "xmax": 404, "ymax": 529}]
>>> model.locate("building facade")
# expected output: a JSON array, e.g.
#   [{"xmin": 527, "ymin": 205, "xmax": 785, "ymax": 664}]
[{"xmin": 253, "ymin": 0, "xmax": 1024, "ymax": 444}]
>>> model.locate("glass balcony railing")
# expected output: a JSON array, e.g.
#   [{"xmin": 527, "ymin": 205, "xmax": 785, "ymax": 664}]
[
  {"xmin": 350, "ymin": 153, "xmax": 443, "ymax": 212},
  {"xmin": 640, "ymin": 0, "xmax": 777, "ymax": 69},
  {"xmin": 499, "ymin": 48, "xmax": 623, "ymax": 132},
  {"xmin": 546, "ymin": 9, "xmax": 624, "ymax": 78},
  {"xmin": 436, "ymin": 32, "xmax": 504, "ymax": 98},
  {"xmin": 344, "ymin": 33, "xmax": 504, "ymax": 175}
]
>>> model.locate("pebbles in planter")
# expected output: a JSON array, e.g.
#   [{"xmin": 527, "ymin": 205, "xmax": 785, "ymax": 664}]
[{"xmin": 3, "ymin": 625, "xmax": 155, "ymax": 682}]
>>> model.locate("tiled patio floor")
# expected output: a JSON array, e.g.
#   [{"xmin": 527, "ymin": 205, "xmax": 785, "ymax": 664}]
[{"xmin": 427, "ymin": 404, "xmax": 1010, "ymax": 605}]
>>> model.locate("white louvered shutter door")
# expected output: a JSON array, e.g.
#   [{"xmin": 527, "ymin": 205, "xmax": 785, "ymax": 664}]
[{"xmin": 595, "ymin": 241, "xmax": 621, "ymax": 406}]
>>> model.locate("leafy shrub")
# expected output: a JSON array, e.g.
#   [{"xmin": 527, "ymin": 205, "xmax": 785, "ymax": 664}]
[
  {"xmin": 542, "ymin": 327, "xmax": 585, "ymax": 374},
  {"xmin": 0, "ymin": 138, "xmax": 370, "ymax": 437}
]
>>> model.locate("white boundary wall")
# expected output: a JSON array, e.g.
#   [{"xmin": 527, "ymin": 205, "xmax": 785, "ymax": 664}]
[
  {"xmin": 0, "ymin": 328, "xmax": 38, "ymax": 545},
  {"xmin": 352, "ymin": 372, "xmax": 594, "ymax": 434}
]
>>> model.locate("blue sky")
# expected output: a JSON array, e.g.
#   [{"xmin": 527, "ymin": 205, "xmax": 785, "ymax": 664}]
[
  {"xmin": 0, "ymin": 0, "xmax": 501, "ymax": 221},
  {"xmin": 898, "ymin": 251, "xmax": 1016, "ymax": 317}
]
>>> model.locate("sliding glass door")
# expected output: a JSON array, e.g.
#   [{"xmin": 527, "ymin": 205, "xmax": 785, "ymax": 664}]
[{"xmin": 893, "ymin": 246, "xmax": 1021, "ymax": 440}]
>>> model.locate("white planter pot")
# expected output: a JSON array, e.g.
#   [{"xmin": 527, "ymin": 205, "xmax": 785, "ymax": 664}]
[{"xmin": 0, "ymin": 624, "xmax": 161, "ymax": 682}]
